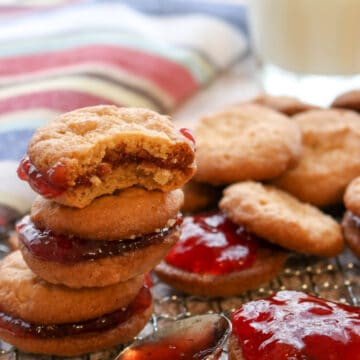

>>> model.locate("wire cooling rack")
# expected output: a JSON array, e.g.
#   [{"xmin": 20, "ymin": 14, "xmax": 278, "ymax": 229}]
[{"xmin": 0, "ymin": 222, "xmax": 359, "ymax": 360}]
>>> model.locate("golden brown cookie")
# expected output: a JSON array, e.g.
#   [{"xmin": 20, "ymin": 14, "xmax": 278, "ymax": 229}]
[
  {"xmin": 0, "ymin": 251, "xmax": 144, "ymax": 324},
  {"xmin": 182, "ymin": 180, "xmax": 221, "ymax": 213},
  {"xmin": 342, "ymin": 177, "xmax": 360, "ymax": 259},
  {"xmin": 341, "ymin": 211, "xmax": 360, "ymax": 259},
  {"xmin": 19, "ymin": 219, "xmax": 180, "ymax": 288},
  {"xmin": 155, "ymin": 246, "xmax": 287, "ymax": 297},
  {"xmin": 0, "ymin": 254, "xmax": 153, "ymax": 356},
  {"xmin": 220, "ymin": 181, "xmax": 344, "ymax": 257},
  {"xmin": 273, "ymin": 109, "xmax": 360, "ymax": 206},
  {"xmin": 19, "ymin": 106, "xmax": 195, "ymax": 208},
  {"xmin": 193, "ymin": 104, "xmax": 302, "ymax": 185},
  {"xmin": 248, "ymin": 94, "xmax": 319, "ymax": 116},
  {"xmin": 31, "ymin": 188, "xmax": 183, "ymax": 240},
  {"xmin": 332, "ymin": 90, "xmax": 360, "ymax": 113}
]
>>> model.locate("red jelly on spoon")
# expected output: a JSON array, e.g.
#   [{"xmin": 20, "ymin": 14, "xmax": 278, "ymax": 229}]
[
  {"xmin": 165, "ymin": 211, "xmax": 258, "ymax": 275},
  {"xmin": 232, "ymin": 290, "xmax": 360, "ymax": 360}
]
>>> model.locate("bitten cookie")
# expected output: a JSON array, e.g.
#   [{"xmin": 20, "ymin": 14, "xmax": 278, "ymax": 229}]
[
  {"xmin": 18, "ymin": 106, "xmax": 195, "ymax": 208},
  {"xmin": 220, "ymin": 182, "xmax": 344, "ymax": 257},
  {"xmin": 248, "ymin": 94, "xmax": 319, "ymax": 116},
  {"xmin": 342, "ymin": 177, "xmax": 360, "ymax": 259},
  {"xmin": 193, "ymin": 104, "xmax": 302, "ymax": 185},
  {"xmin": 273, "ymin": 109, "xmax": 360, "ymax": 206},
  {"xmin": 0, "ymin": 251, "xmax": 152, "ymax": 356},
  {"xmin": 31, "ymin": 187, "xmax": 183, "ymax": 240},
  {"xmin": 155, "ymin": 211, "xmax": 287, "ymax": 297},
  {"xmin": 332, "ymin": 90, "xmax": 360, "ymax": 113}
]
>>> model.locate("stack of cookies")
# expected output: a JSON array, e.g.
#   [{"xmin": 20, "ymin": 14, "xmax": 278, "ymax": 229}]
[{"xmin": 0, "ymin": 106, "xmax": 195, "ymax": 355}]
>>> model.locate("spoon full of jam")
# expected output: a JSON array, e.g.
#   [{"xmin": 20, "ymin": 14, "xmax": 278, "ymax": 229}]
[{"xmin": 115, "ymin": 314, "xmax": 231, "ymax": 360}]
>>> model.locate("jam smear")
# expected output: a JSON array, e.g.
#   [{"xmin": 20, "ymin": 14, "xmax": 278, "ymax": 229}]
[
  {"xmin": 0, "ymin": 287, "xmax": 151, "ymax": 339},
  {"xmin": 17, "ymin": 216, "xmax": 180, "ymax": 263},
  {"xmin": 232, "ymin": 290, "xmax": 360, "ymax": 360},
  {"xmin": 180, "ymin": 128, "xmax": 196, "ymax": 148},
  {"xmin": 116, "ymin": 314, "xmax": 230, "ymax": 360},
  {"xmin": 17, "ymin": 155, "xmax": 67, "ymax": 198},
  {"xmin": 165, "ymin": 211, "xmax": 258, "ymax": 275}
]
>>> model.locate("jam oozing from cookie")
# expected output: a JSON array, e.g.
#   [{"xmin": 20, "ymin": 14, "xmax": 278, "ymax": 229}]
[
  {"xmin": 17, "ymin": 216, "xmax": 181, "ymax": 263},
  {"xmin": 180, "ymin": 128, "xmax": 196, "ymax": 148},
  {"xmin": 17, "ymin": 155, "xmax": 67, "ymax": 198},
  {"xmin": 165, "ymin": 211, "xmax": 258, "ymax": 275},
  {"xmin": 232, "ymin": 290, "xmax": 360, "ymax": 360},
  {"xmin": 0, "ymin": 286, "xmax": 151, "ymax": 339}
]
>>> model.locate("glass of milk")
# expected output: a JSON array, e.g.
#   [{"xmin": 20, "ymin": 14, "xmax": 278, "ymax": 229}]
[{"xmin": 249, "ymin": 0, "xmax": 360, "ymax": 106}]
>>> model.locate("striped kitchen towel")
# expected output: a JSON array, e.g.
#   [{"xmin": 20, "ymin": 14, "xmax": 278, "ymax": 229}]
[{"xmin": 0, "ymin": 0, "xmax": 248, "ymax": 219}]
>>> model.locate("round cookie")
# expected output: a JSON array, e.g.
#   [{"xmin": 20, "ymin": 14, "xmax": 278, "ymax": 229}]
[
  {"xmin": 0, "ymin": 252, "xmax": 153, "ymax": 356},
  {"xmin": 220, "ymin": 181, "xmax": 344, "ymax": 257},
  {"xmin": 332, "ymin": 90, "xmax": 360, "ymax": 113},
  {"xmin": 248, "ymin": 94, "xmax": 319, "ymax": 116},
  {"xmin": 342, "ymin": 177, "xmax": 360, "ymax": 259},
  {"xmin": 19, "ymin": 105, "xmax": 195, "ymax": 208},
  {"xmin": 31, "ymin": 188, "xmax": 183, "ymax": 240},
  {"xmin": 273, "ymin": 109, "xmax": 360, "ymax": 206},
  {"xmin": 19, "ymin": 225, "xmax": 180, "ymax": 288},
  {"xmin": 193, "ymin": 104, "xmax": 302, "ymax": 185},
  {"xmin": 182, "ymin": 180, "xmax": 221, "ymax": 213},
  {"xmin": 344, "ymin": 177, "xmax": 360, "ymax": 215},
  {"xmin": 0, "ymin": 251, "xmax": 144, "ymax": 324},
  {"xmin": 155, "ymin": 246, "xmax": 287, "ymax": 297}
]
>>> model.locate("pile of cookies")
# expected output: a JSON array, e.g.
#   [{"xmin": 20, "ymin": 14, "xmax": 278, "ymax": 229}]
[
  {"xmin": 156, "ymin": 91, "xmax": 360, "ymax": 297},
  {"xmin": 0, "ymin": 106, "xmax": 195, "ymax": 355}
]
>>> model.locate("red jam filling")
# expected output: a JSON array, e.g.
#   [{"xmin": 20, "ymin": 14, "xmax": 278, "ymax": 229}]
[
  {"xmin": 17, "ymin": 215, "xmax": 180, "ymax": 264},
  {"xmin": 165, "ymin": 211, "xmax": 258, "ymax": 275},
  {"xmin": 0, "ymin": 286, "xmax": 151, "ymax": 339},
  {"xmin": 17, "ymin": 155, "xmax": 67, "ymax": 198},
  {"xmin": 232, "ymin": 290, "xmax": 360, "ymax": 360},
  {"xmin": 180, "ymin": 128, "xmax": 196, "ymax": 148}
]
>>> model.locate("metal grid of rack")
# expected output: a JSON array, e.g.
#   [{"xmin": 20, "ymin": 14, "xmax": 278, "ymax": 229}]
[{"xmin": 0, "ymin": 225, "xmax": 359, "ymax": 360}]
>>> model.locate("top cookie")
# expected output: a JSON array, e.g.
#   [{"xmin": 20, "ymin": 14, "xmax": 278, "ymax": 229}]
[
  {"xmin": 19, "ymin": 106, "xmax": 196, "ymax": 208},
  {"xmin": 273, "ymin": 109, "xmax": 360, "ymax": 206},
  {"xmin": 344, "ymin": 177, "xmax": 360, "ymax": 216},
  {"xmin": 193, "ymin": 104, "xmax": 302, "ymax": 185},
  {"xmin": 219, "ymin": 181, "xmax": 343, "ymax": 257},
  {"xmin": 332, "ymin": 90, "xmax": 360, "ymax": 113},
  {"xmin": 248, "ymin": 94, "xmax": 319, "ymax": 116}
]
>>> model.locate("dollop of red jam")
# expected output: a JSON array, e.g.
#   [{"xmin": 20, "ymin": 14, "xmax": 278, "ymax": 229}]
[
  {"xmin": 232, "ymin": 290, "xmax": 360, "ymax": 360},
  {"xmin": 17, "ymin": 155, "xmax": 67, "ymax": 198},
  {"xmin": 17, "ymin": 216, "xmax": 180, "ymax": 263},
  {"xmin": 180, "ymin": 128, "xmax": 196, "ymax": 148},
  {"xmin": 165, "ymin": 211, "xmax": 258, "ymax": 275},
  {"xmin": 0, "ymin": 286, "xmax": 151, "ymax": 339}
]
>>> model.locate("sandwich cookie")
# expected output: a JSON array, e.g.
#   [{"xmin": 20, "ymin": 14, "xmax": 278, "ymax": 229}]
[
  {"xmin": 342, "ymin": 177, "xmax": 360, "ymax": 258},
  {"xmin": 0, "ymin": 251, "xmax": 152, "ymax": 356},
  {"xmin": 17, "ymin": 106, "xmax": 195, "ymax": 208},
  {"xmin": 332, "ymin": 89, "xmax": 360, "ymax": 113},
  {"xmin": 17, "ymin": 188, "xmax": 183, "ymax": 288}
]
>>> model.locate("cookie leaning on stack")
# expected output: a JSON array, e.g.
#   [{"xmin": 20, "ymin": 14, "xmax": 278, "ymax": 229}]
[{"xmin": 1, "ymin": 106, "xmax": 195, "ymax": 356}]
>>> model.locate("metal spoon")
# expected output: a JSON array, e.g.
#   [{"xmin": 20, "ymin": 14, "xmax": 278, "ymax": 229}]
[{"xmin": 115, "ymin": 314, "xmax": 231, "ymax": 360}]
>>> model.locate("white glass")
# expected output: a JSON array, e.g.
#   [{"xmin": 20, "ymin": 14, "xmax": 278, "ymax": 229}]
[{"xmin": 249, "ymin": 0, "xmax": 360, "ymax": 106}]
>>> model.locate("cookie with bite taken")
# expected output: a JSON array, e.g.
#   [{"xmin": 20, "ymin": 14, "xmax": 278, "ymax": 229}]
[{"xmin": 17, "ymin": 106, "xmax": 195, "ymax": 208}]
